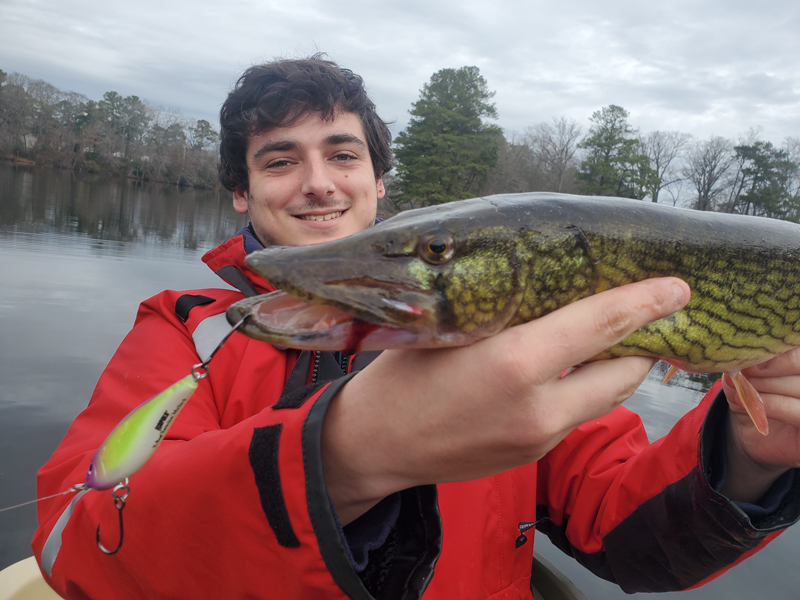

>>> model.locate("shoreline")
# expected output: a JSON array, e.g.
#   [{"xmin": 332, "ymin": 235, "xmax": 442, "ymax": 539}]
[{"xmin": 1, "ymin": 153, "xmax": 220, "ymax": 191}]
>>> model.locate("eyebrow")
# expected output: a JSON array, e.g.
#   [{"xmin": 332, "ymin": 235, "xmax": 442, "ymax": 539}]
[
  {"xmin": 250, "ymin": 133, "xmax": 368, "ymax": 163},
  {"xmin": 251, "ymin": 140, "xmax": 296, "ymax": 162},
  {"xmin": 325, "ymin": 133, "xmax": 367, "ymax": 149}
]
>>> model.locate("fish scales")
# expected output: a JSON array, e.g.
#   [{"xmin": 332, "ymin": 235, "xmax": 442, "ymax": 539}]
[
  {"xmin": 541, "ymin": 198, "xmax": 800, "ymax": 370},
  {"xmin": 230, "ymin": 193, "xmax": 800, "ymax": 375}
]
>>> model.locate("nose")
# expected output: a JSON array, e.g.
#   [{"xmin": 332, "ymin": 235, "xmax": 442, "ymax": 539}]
[{"xmin": 301, "ymin": 157, "xmax": 336, "ymax": 199}]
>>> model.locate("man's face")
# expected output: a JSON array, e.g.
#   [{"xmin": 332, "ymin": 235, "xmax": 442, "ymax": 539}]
[{"xmin": 233, "ymin": 111, "xmax": 385, "ymax": 247}]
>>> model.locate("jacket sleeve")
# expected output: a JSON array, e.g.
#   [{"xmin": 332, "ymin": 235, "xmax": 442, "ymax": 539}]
[
  {"xmin": 535, "ymin": 380, "xmax": 800, "ymax": 593},
  {"xmin": 32, "ymin": 291, "xmax": 438, "ymax": 600}
]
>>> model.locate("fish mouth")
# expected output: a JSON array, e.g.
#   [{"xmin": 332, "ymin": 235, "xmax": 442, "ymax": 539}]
[
  {"xmin": 228, "ymin": 289, "xmax": 448, "ymax": 352},
  {"xmin": 230, "ymin": 231, "xmax": 472, "ymax": 351}
]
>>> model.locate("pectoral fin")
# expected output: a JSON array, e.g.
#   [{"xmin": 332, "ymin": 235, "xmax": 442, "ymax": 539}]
[{"xmin": 730, "ymin": 370, "xmax": 769, "ymax": 436}]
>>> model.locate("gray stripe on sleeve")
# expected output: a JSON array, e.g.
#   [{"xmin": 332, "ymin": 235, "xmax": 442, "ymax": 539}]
[
  {"xmin": 41, "ymin": 489, "xmax": 89, "ymax": 577},
  {"xmin": 192, "ymin": 312, "xmax": 233, "ymax": 363}
]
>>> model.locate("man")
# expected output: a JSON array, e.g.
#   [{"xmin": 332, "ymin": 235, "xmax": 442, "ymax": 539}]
[{"xmin": 34, "ymin": 56, "xmax": 800, "ymax": 599}]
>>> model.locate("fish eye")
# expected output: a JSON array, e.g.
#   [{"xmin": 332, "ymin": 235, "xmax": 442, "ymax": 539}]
[{"xmin": 417, "ymin": 230, "xmax": 455, "ymax": 265}]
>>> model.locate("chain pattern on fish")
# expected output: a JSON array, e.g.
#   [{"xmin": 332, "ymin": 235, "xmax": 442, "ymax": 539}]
[{"xmin": 231, "ymin": 193, "xmax": 800, "ymax": 375}]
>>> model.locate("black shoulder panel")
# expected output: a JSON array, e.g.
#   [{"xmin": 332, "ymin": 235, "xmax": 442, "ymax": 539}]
[
  {"xmin": 174, "ymin": 294, "xmax": 216, "ymax": 322},
  {"xmin": 248, "ymin": 423, "xmax": 301, "ymax": 548}
]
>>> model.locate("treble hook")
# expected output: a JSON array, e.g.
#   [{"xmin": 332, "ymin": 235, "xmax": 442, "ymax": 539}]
[{"xmin": 96, "ymin": 479, "xmax": 129, "ymax": 555}]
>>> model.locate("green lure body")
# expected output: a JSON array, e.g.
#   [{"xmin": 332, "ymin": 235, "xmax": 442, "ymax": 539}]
[{"xmin": 85, "ymin": 375, "xmax": 198, "ymax": 490}]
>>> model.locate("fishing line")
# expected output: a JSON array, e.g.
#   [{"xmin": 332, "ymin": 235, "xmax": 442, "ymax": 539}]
[
  {"xmin": 0, "ymin": 315, "xmax": 250, "ymax": 555},
  {"xmin": 0, "ymin": 484, "xmax": 87, "ymax": 513}
]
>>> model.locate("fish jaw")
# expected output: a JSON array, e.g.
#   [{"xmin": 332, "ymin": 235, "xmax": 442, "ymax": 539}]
[
  {"xmin": 228, "ymin": 291, "xmax": 476, "ymax": 352},
  {"xmin": 238, "ymin": 226, "xmax": 458, "ymax": 350},
  {"xmin": 245, "ymin": 242, "xmax": 445, "ymax": 334}
]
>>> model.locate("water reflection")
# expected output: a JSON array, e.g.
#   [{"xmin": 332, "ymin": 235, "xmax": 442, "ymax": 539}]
[
  {"xmin": 0, "ymin": 162, "xmax": 245, "ymax": 250},
  {"xmin": 1, "ymin": 163, "xmax": 798, "ymax": 598}
]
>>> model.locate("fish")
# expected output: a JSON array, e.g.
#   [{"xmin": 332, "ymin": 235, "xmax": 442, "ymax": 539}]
[
  {"xmin": 85, "ymin": 375, "xmax": 198, "ymax": 490},
  {"xmin": 228, "ymin": 193, "xmax": 800, "ymax": 435}
]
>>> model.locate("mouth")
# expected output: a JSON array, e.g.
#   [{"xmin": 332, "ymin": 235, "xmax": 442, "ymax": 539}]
[
  {"xmin": 228, "ymin": 291, "xmax": 429, "ymax": 353},
  {"xmin": 296, "ymin": 210, "xmax": 346, "ymax": 222}
]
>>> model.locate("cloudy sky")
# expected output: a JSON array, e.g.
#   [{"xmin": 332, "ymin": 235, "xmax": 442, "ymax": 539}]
[{"xmin": 1, "ymin": 0, "xmax": 799, "ymax": 144}]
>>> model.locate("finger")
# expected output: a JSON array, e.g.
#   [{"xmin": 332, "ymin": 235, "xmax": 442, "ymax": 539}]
[
  {"xmin": 742, "ymin": 374, "xmax": 800, "ymax": 398},
  {"xmin": 744, "ymin": 347, "xmax": 800, "ymax": 379},
  {"xmin": 489, "ymin": 277, "xmax": 689, "ymax": 382},
  {"xmin": 724, "ymin": 373, "xmax": 800, "ymax": 426},
  {"xmin": 553, "ymin": 356, "xmax": 658, "ymax": 427}
]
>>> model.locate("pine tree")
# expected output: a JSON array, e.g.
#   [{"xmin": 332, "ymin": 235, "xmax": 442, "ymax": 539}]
[
  {"xmin": 578, "ymin": 105, "xmax": 657, "ymax": 199},
  {"xmin": 393, "ymin": 66, "xmax": 502, "ymax": 208}
]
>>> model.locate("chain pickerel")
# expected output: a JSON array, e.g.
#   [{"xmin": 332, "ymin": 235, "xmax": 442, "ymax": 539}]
[{"xmin": 229, "ymin": 193, "xmax": 800, "ymax": 435}]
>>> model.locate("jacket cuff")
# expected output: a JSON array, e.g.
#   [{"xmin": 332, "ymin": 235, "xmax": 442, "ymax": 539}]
[
  {"xmin": 701, "ymin": 388, "xmax": 800, "ymax": 531},
  {"xmin": 339, "ymin": 493, "xmax": 402, "ymax": 572},
  {"xmin": 302, "ymin": 375, "xmax": 443, "ymax": 600}
]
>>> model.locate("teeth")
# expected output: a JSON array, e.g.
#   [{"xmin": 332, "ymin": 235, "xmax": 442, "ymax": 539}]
[{"xmin": 299, "ymin": 211, "xmax": 343, "ymax": 222}]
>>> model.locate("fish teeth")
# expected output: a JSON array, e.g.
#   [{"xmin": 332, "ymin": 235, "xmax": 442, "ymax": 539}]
[{"xmin": 299, "ymin": 211, "xmax": 343, "ymax": 221}]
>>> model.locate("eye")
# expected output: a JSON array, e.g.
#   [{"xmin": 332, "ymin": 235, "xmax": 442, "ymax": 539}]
[
  {"xmin": 265, "ymin": 159, "xmax": 292, "ymax": 169},
  {"xmin": 417, "ymin": 229, "xmax": 455, "ymax": 265}
]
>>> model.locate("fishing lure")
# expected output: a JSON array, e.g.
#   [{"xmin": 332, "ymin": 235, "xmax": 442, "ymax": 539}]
[
  {"xmin": 89, "ymin": 372, "xmax": 203, "ymax": 554},
  {"xmin": 88, "ymin": 315, "xmax": 247, "ymax": 553},
  {"xmin": 0, "ymin": 316, "xmax": 248, "ymax": 555}
]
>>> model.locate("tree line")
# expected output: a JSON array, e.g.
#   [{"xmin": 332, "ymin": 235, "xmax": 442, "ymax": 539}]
[
  {"xmin": 0, "ymin": 70, "xmax": 219, "ymax": 188},
  {"xmin": 388, "ymin": 67, "xmax": 800, "ymax": 221},
  {"xmin": 2, "ymin": 66, "xmax": 800, "ymax": 217}
]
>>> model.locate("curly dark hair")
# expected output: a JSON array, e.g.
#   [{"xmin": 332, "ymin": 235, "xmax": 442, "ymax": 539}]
[{"xmin": 218, "ymin": 54, "xmax": 393, "ymax": 192}]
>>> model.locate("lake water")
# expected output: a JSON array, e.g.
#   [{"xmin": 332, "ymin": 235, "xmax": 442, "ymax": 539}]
[{"xmin": 0, "ymin": 161, "xmax": 797, "ymax": 598}]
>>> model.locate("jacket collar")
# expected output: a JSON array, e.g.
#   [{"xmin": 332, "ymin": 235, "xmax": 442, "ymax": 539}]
[{"xmin": 201, "ymin": 225, "xmax": 276, "ymax": 296}]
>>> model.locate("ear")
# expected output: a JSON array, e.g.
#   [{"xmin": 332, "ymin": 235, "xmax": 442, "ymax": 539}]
[
  {"xmin": 376, "ymin": 178, "xmax": 386, "ymax": 199},
  {"xmin": 233, "ymin": 188, "xmax": 249, "ymax": 214}
]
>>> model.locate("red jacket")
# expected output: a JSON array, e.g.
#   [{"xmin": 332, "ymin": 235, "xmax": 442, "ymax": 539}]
[{"xmin": 33, "ymin": 232, "xmax": 798, "ymax": 599}]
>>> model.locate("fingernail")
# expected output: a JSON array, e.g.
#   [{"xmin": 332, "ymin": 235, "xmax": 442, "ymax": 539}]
[{"xmin": 671, "ymin": 283, "xmax": 687, "ymax": 307}]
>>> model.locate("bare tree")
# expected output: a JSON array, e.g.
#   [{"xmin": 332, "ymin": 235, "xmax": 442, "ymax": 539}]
[
  {"xmin": 682, "ymin": 136, "xmax": 735, "ymax": 211},
  {"xmin": 524, "ymin": 117, "xmax": 582, "ymax": 192},
  {"xmin": 639, "ymin": 130, "xmax": 691, "ymax": 203},
  {"xmin": 482, "ymin": 131, "xmax": 540, "ymax": 195}
]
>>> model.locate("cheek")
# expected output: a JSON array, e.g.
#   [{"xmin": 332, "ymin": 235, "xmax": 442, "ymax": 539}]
[{"xmin": 252, "ymin": 181, "xmax": 295, "ymax": 210}]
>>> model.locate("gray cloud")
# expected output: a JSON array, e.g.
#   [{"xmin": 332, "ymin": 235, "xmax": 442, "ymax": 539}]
[{"xmin": 1, "ymin": 0, "xmax": 798, "ymax": 143}]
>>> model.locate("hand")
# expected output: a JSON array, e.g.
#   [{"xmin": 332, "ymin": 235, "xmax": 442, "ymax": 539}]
[
  {"xmin": 322, "ymin": 277, "xmax": 690, "ymax": 524},
  {"xmin": 721, "ymin": 350, "xmax": 800, "ymax": 503}
]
